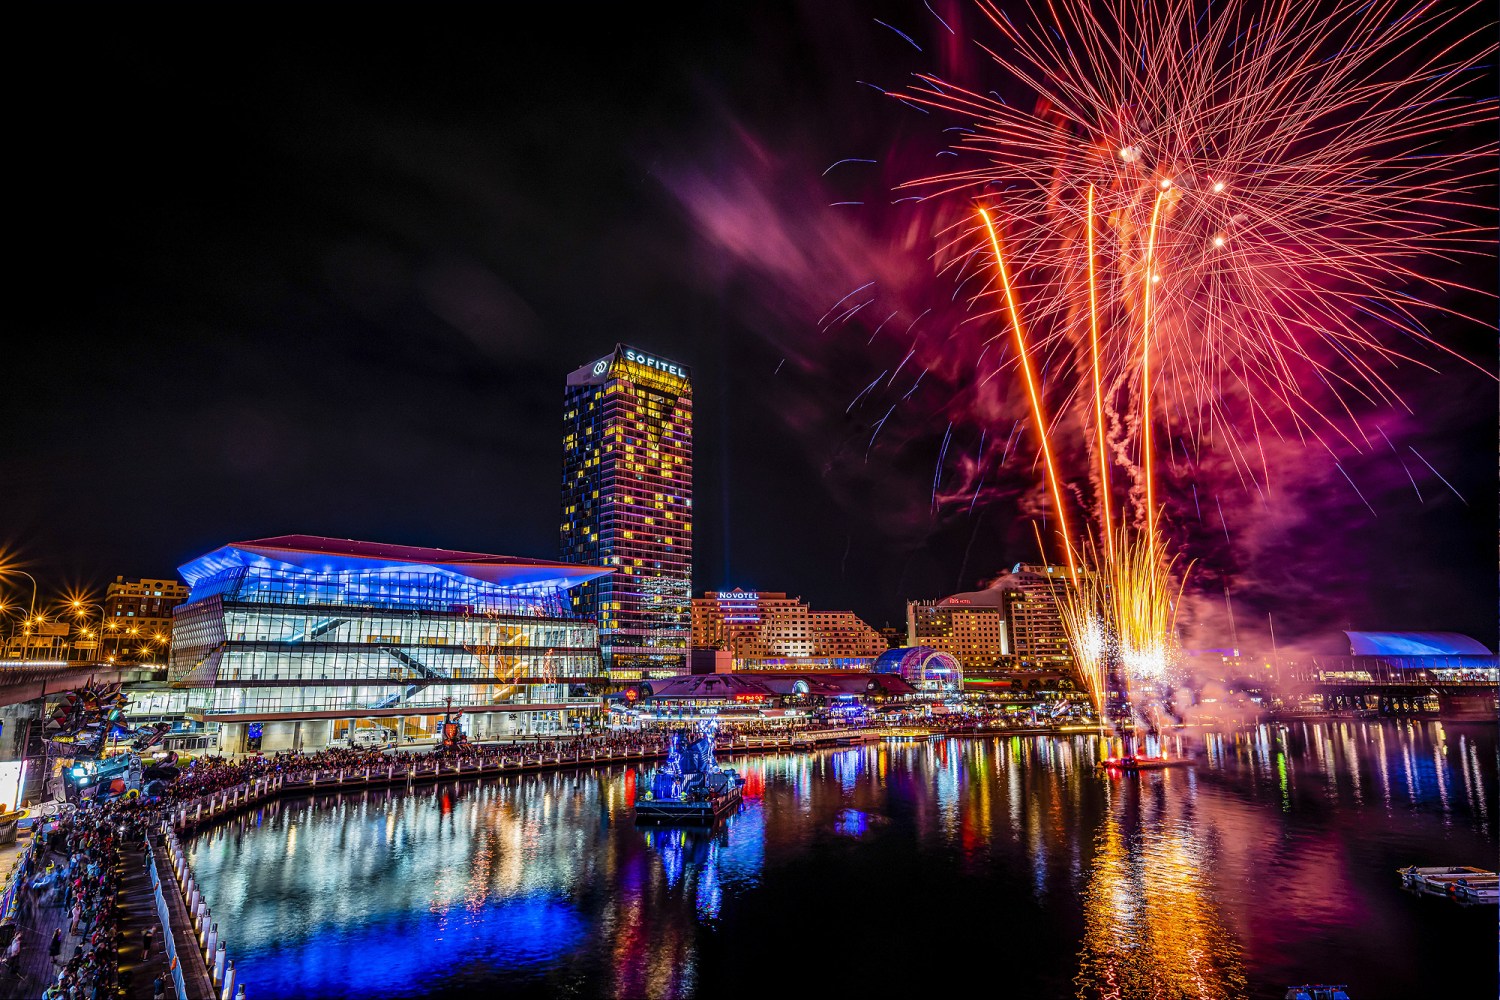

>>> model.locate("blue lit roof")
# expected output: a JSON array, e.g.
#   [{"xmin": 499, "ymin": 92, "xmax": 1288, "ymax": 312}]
[
  {"xmin": 179, "ymin": 535, "xmax": 610, "ymax": 591},
  {"xmin": 873, "ymin": 646, "xmax": 963, "ymax": 675},
  {"xmin": 1344, "ymin": 631, "xmax": 1492, "ymax": 656}
]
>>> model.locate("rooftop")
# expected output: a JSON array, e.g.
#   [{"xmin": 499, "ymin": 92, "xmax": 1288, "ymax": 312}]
[{"xmin": 179, "ymin": 535, "xmax": 611, "ymax": 590}]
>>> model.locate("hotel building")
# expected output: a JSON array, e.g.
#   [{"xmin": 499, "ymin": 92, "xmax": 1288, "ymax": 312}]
[
  {"xmin": 907, "ymin": 564, "xmax": 1078, "ymax": 685},
  {"xmin": 906, "ymin": 591, "xmax": 1009, "ymax": 671},
  {"xmin": 1002, "ymin": 563, "xmax": 1075, "ymax": 671},
  {"xmin": 561, "ymin": 345, "xmax": 692, "ymax": 678},
  {"xmin": 691, "ymin": 589, "xmax": 887, "ymax": 668},
  {"xmin": 169, "ymin": 535, "xmax": 609, "ymax": 752}
]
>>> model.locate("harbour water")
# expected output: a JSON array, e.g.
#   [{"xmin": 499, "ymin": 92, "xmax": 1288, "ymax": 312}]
[{"xmin": 187, "ymin": 721, "xmax": 1496, "ymax": 998}]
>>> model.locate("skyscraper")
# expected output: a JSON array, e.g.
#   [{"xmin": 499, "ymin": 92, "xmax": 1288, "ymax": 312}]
[{"xmin": 561, "ymin": 345, "xmax": 692, "ymax": 678}]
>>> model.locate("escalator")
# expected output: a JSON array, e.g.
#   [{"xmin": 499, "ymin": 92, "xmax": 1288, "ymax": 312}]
[
  {"xmin": 369, "ymin": 645, "xmax": 446, "ymax": 710},
  {"xmin": 283, "ymin": 617, "xmax": 349, "ymax": 643}
]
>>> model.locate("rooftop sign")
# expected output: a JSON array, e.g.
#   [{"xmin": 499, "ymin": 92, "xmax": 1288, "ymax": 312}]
[{"xmin": 622, "ymin": 347, "xmax": 688, "ymax": 379}]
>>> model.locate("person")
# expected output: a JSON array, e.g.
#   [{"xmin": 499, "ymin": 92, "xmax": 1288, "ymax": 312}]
[
  {"xmin": 4, "ymin": 933, "xmax": 20, "ymax": 976},
  {"xmin": 152, "ymin": 974, "xmax": 165, "ymax": 1000},
  {"xmin": 48, "ymin": 927, "xmax": 62, "ymax": 965},
  {"xmin": 141, "ymin": 927, "xmax": 153, "ymax": 957}
]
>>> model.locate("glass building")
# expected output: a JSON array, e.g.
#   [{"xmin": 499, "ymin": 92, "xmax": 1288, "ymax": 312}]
[
  {"xmin": 169, "ymin": 535, "xmax": 610, "ymax": 752},
  {"xmin": 561, "ymin": 345, "xmax": 692, "ymax": 679}
]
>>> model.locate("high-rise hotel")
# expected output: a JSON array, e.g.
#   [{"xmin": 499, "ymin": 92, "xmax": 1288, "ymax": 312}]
[{"xmin": 562, "ymin": 345, "xmax": 692, "ymax": 678}]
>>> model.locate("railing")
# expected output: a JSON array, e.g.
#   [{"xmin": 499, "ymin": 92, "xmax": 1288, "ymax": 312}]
[
  {"xmin": 0, "ymin": 840, "xmax": 40, "ymax": 922},
  {"xmin": 159, "ymin": 728, "xmax": 919, "ymax": 833},
  {"xmin": 145, "ymin": 838, "xmax": 194, "ymax": 1000},
  {"xmin": 155, "ymin": 821, "xmax": 245, "ymax": 1000}
]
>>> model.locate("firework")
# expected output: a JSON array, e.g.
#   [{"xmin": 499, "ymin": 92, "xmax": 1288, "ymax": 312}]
[
  {"xmin": 906, "ymin": 0, "xmax": 1495, "ymax": 470},
  {"xmin": 927, "ymin": 0, "xmax": 1492, "ymax": 725}
]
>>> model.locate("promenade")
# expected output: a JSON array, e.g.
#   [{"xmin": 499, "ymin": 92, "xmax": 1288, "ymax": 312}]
[{"xmin": 2, "ymin": 828, "xmax": 172, "ymax": 999}]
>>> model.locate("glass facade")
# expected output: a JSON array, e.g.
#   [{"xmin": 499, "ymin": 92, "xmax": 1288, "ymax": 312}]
[
  {"xmin": 169, "ymin": 536, "xmax": 607, "ymax": 721},
  {"xmin": 562, "ymin": 346, "xmax": 692, "ymax": 678}
]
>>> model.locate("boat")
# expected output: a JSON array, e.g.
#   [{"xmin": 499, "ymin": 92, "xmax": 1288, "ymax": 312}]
[
  {"xmin": 1447, "ymin": 876, "xmax": 1500, "ymax": 903},
  {"xmin": 1397, "ymin": 865, "xmax": 1495, "ymax": 897},
  {"xmin": 635, "ymin": 724, "xmax": 743, "ymax": 826},
  {"xmin": 1098, "ymin": 756, "xmax": 1193, "ymax": 772},
  {"xmin": 1284, "ymin": 986, "xmax": 1350, "ymax": 1000}
]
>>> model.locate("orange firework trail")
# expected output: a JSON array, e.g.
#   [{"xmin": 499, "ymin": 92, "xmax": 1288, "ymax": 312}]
[
  {"xmin": 982, "ymin": 199, "xmax": 1184, "ymax": 726},
  {"xmin": 1086, "ymin": 185, "xmax": 1112, "ymax": 559},
  {"xmin": 979, "ymin": 206, "xmax": 1077, "ymax": 580},
  {"xmin": 1141, "ymin": 191, "xmax": 1164, "ymax": 560}
]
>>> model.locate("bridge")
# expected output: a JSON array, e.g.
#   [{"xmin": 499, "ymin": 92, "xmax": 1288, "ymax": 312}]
[
  {"xmin": 0, "ymin": 661, "xmax": 152, "ymax": 706},
  {"xmin": 1287, "ymin": 654, "xmax": 1497, "ymax": 721}
]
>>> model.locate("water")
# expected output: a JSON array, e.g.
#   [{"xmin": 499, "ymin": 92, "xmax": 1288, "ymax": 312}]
[{"xmin": 188, "ymin": 721, "xmax": 1496, "ymax": 999}]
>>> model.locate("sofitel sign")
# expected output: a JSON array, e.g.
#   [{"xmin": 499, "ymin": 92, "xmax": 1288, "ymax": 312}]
[{"xmin": 623, "ymin": 348, "xmax": 687, "ymax": 379}]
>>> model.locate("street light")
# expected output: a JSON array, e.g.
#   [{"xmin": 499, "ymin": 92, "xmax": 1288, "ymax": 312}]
[
  {"xmin": 69, "ymin": 600, "xmax": 107, "ymax": 663},
  {"xmin": 0, "ymin": 570, "xmax": 38, "ymax": 661}
]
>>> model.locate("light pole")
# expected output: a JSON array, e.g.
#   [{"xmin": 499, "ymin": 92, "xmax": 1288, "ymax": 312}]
[
  {"xmin": 0, "ymin": 601, "xmax": 17, "ymax": 662},
  {"xmin": 70, "ymin": 600, "xmax": 106, "ymax": 664},
  {"xmin": 1, "ymin": 571, "xmax": 38, "ymax": 661}
]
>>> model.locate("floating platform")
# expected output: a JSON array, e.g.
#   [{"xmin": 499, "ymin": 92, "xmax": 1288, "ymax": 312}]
[
  {"xmin": 1284, "ymin": 986, "xmax": 1351, "ymax": 1000},
  {"xmin": 634, "ymin": 782, "xmax": 742, "ymax": 826},
  {"xmin": 1098, "ymin": 756, "xmax": 1193, "ymax": 772},
  {"xmin": 1399, "ymin": 866, "xmax": 1498, "ymax": 903}
]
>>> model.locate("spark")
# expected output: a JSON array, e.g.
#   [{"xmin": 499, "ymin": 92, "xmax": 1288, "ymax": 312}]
[
  {"xmin": 874, "ymin": 18, "xmax": 923, "ymax": 52},
  {"xmin": 1335, "ymin": 462, "xmax": 1378, "ymax": 517},
  {"xmin": 1408, "ymin": 446, "xmax": 1468, "ymax": 505},
  {"xmin": 821, "ymin": 158, "xmax": 878, "ymax": 177}
]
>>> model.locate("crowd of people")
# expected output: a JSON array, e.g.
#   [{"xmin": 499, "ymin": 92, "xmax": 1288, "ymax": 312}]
[{"xmin": 5, "ymin": 796, "xmax": 159, "ymax": 999}]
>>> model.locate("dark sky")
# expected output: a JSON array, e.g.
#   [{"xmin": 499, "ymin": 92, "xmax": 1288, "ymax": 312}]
[{"xmin": 7, "ymin": 4, "xmax": 1496, "ymax": 648}]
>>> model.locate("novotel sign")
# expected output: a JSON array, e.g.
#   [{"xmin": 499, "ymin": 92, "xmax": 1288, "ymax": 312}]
[
  {"xmin": 715, "ymin": 591, "xmax": 759, "ymax": 601},
  {"xmin": 623, "ymin": 348, "xmax": 688, "ymax": 379}
]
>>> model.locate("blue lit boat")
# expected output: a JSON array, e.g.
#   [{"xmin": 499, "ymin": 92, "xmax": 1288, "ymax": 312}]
[
  {"xmin": 1284, "ymin": 986, "xmax": 1350, "ymax": 1000},
  {"xmin": 634, "ymin": 724, "xmax": 743, "ymax": 826}
]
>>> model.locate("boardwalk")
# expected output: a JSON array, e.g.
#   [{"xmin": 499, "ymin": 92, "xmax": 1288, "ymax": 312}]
[{"xmin": 0, "ymin": 835, "xmax": 174, "ymax": 999}]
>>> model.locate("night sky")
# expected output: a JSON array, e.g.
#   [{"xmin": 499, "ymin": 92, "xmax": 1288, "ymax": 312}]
[{"xmin": 7, "ymin": 3, "xmax": 1495, "ymax": 649}]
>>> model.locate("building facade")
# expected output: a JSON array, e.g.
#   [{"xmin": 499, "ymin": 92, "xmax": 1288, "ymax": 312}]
[
  {"xmin": 691, "ymin": 589, "xmax": 887, "ymax": 667},
  {"xmin": 1001, "ymin": 563, "xmax": 1075, "ymax": 671},
  {"xmin": 908, "ymin": 564, "xmax": 1078, "ymax": 688},
  {"xmin": 906, "ymin": 591, "xmax": 1009, "ymax": 671},
  {"xmin": 562, "ymin": 345, "xmax": 692, "ymax": 679},
  {"xmin": 103, "ymin": 576, "xmax": 189, "ymax": 657},
  {"xmin": 169, "ymin": 536, "xmax": 609, "ymax": 752}
]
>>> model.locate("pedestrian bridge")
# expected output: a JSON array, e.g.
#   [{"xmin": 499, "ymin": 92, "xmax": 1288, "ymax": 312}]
[{"xmin": 0, "ymin": 661, "xmax": 143, "ymax": 706}]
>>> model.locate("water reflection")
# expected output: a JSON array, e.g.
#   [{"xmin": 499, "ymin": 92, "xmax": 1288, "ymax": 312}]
[
  {"xmin": 1077, "ymin": 778, "xmax": 1246, "ymax": 999},
  {"xmin": 188, "ymin": 722, "xmax": 1495, "ymax": 999}
]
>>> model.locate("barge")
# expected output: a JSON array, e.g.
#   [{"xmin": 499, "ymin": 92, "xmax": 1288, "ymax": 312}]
[
  {"xmin": 1099, "ymin": 756, "xmax": 1194, "ymax": 772},
  {"xmin": 1399, "ymin": 866, "xmax": 1498, "ymax": 903},
  {"xmin": 635, "ymin": 723, "xmax": 743, "ymax": 827},
  {"xmin": 1284, "ymin": 987, "xmax": 1350, "ymax": 1000}
]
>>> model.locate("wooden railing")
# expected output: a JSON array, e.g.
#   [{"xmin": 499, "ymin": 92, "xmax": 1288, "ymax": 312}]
[{"xmin": 161, "ymin": 729, "xmax": 909, "ymax": 832}]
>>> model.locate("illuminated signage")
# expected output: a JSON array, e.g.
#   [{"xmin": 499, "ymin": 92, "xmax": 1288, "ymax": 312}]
[
  {"xmin": 623, "ymin": 348, "xmax": 687, "ymax": 379},
  {"xmin": 591, "ymin": 359, "xmax": 609, "ymax": 375},
  {"xmin": 0, "ymin": 761, "xmax": 22, "ymax": 811},
  {"xmin": 715, "ymin": 591, "xmax": 758, "ymax": 601}
]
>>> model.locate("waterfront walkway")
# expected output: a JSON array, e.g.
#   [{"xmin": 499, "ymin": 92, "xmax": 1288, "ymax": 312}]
[{"xmin": 2, "ymin": 835, "xmax": 174, "ymax": 999}]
